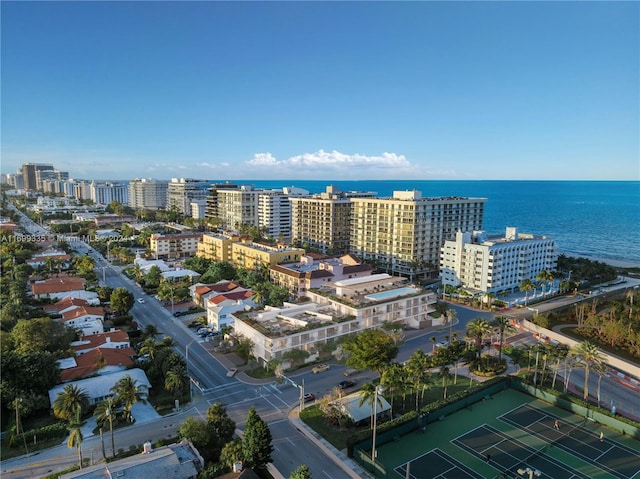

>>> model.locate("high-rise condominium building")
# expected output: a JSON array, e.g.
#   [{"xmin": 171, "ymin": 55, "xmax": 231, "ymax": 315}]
[
  {"xmin": 213, "ymin": 185, "xmax": 261, "ymax": 230},
  {"xmin": 128, "ymin": 178, "xmax": 169, "ymax": 210},
  {"xmin": 257, "ymin": 187, "xmax": 309, "ymax": 241},
  {"xmin": 204, "ymin": 182, "xmax": 240, "ymax": 223},
  {"xmin": 167, "ymin": 178, "xmax": 211, "ymax": 217},
  {"xmin": 349, "ymin": 191, "xmax": 487, "ymax": 280},
  {"xmin": 21, "ymin": 163, "xmax": 54, "ymax": 190},
  {"xmin": 290, "ymin": 185, "xmax": 376, "ymax": 255},
  {"xmin": 90, "ymin": 181, "xmax": 129, "ymax": 205},
  {"xmin": 440, "ymin": 227, "xmax": 558, "ymax": 294}
]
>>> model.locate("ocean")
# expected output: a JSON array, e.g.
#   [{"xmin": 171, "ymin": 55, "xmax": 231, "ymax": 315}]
[{"xmin": 227, "ymin": 180, "xmax": 640, "ymax": 265}]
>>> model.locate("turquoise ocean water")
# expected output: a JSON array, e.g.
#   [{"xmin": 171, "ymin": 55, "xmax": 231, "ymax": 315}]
[{"xmin": 227, "ymin": 180, "xmax": 640, "ymax": 264}]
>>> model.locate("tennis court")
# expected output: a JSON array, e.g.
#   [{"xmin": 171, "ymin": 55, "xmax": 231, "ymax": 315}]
[
  {"xmin": 499, "ymin": 404, "xmax": 640, "ymax": 479},
  {"xmin": 358, "ymin": 388, "xmax": 640, "ymax": 479}
]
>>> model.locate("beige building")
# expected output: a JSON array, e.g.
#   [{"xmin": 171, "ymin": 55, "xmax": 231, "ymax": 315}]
[
  {"xmin": 150, "ymin": 232, "xmax": 203, "ymax": 259},
  {"xmin": 166, "ymin": 178, "xmax": 210, "ymax": 217},
  {"xmin": 290, "ymin": 185, "xmax": 375, "ymax": 255},
  {"xmin": 350, "ymin": 191, "xmax": 487, "ymax": 280},
  {"xmin": 128, "ymin": 178, "xmax": 168, "ymax": 210},
  {"xmin": 270, "ymin": 254, "xmax": 374, "ymax": 297},
  {"xmin": 213, "ymin": 184, "xmax": 261, "ymax": 229},
  {"xmin": 233, "ymin": 274, "xmax": 438, "ymax": 365},
  {"xmin": 197, "ymin": 233, "xmax": 305, "ymax": 269}
]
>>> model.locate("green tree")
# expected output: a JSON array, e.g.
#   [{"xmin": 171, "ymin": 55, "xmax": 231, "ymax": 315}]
[
  {"xmin": 110, "ymin": 287, "xmax": 134, "ymax": 315},
  {"xmin": 571, "ymin": 341, "xmax": 605, "ymax": 401},
  {"xmin": 206, "ymin": 402, "xmax": 236, "ymax": 461},
  {"xmin": 145, "ymin": 265, "xmax": 162, "ymax": 288},
  {"xmin": 110, "ymin": 375, "xmax": 146, "ymax": 423},
  {"xmin": 177, "ymin": 417, "xmax": 210, "ymax": 447},
  {"xmin": 53, "ymin": 384, "xmax": 90, "ymax": 422},
  {"xmin": 380, "ymin": 362, "xmax": 404, "ymax": 418},
  {"xmin": 72, "ymin": 255, "xmax": 95, "ymax": 277},
  {"xmin": 242, "ymin": 407, "xmax": 273, "ymax": 474},
  {"xmin": 343, "ymin": 329, "xmax": 399, "ymax": 374},
  {"xmin": 358, "ymin": 382, "xmax": 383, "ymax": 430},
  {"xmin": 165, "ymin": 365, "xmax": 189, "ymax": 398},
  {"xmin": 290, "ymin": 464, "xmax": 313, "ymax": 479},
  {"xmin": 519, "ymin": 279, "xmax": 535, "ymax": 305},
  {"xmin": 11, "ymin": 317, "xmax": 75, "ymax": 355},
  {"xmin": 67, "ymin": 422, "xmax": 84, "ymax": 469},
  {"xmin": 492, "ymin": 315, "xmax": 515, "ymax": 364},
  {"xmin": 94, "ymin": 396, "xmax": 119, "ymax": 458},
  {"xmin": 536, "ymin": 269, "xmax": 555, "ymax": 295},
  {"xmin": 219, "ymin": 437, "xmax": 243, "ymax": 470},
  {"xmin": 465, "ymin": 318, "xmax": 492, "ymax": 361}
]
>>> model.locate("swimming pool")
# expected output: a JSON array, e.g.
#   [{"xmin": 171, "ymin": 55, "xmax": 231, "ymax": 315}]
[{"xmin": 364, "ymin": 287, "xmax": 420, "ymax": 301}]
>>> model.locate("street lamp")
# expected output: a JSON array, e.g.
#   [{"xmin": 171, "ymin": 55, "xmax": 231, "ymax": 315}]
[
  {"xmin": 371, "ymin": 385, "xmax": 385, "ymax": 468},
  {"xmin": 518, "ymin": 467, "xmax": 542, "ymax": 478},
  {"xmin": 185, "ymin": 340, "xmax": 195, "ymax": 401}
]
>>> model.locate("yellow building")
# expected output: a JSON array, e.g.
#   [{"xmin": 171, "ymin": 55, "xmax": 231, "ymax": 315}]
[
  {"xmin": 232, "ymin": 240, "xmax": 305, "ymax": 270},
  {"xmin": 196, "ymin": 232, "xmax": 236, "ymax": 262}
]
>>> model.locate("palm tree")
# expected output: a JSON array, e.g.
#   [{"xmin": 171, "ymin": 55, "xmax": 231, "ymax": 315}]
[
  {"xmin": 536, "ymin": 269, "xmax": 554, "ymax": 296},
  {"xmin": 492, "ymin": 315, "xmax": 515, "ymax": 364},
  {"xmin": 465, "ymin": 318, "xmax": 492, "ymax": 362},
  {"xmin": 519, "ymin": 279, "xmax": 535, "ymax": 305},
  {"xmin": 165, "ymin": 365, "xmax": 189, "ymax": 398},
  {"xmin": 53, "ymin": 384, "xmax": 90, "ymax": 422},
  {"xmin": 138, "ymin": 337, "xmax": 162, "ymax": 360},
  {"xmin": 430, "ymin": 336, "xmax": 437, "ymax": 353},
  {"xmin": 571, "ymin": 341, "xmax": 605, "ymax": 401},
  {"xmin": 406, "ymin": 349, "xmax": 431, "ymax": 411},
  {"xmin": 358, "ymin": 383, "xmax": 383, "ymax": 430},
  {"xmin": 67, "ymin": 422, "xmax": 84, "ymax": 469},
  {"xmin": 439, "ymin": 365, "xmax": 452, "ymax": 399},
  {"xmin": 110, "ymin": 375, "xmax": 146, "ymax": 423},
  {"xmin": 380, "ymin": 363, "xmax": 404, "ymax": 418},
  {"xmin": 94, "ymin": 397, "xmax": 119, "ymax": 458}
]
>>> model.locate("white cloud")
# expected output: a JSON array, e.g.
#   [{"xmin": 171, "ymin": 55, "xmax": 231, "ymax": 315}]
[{"xmin": 245, "ymin": 150, "xmax": 413, "ymax": 178}]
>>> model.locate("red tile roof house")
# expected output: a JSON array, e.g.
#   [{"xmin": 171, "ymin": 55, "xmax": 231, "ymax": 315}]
[
  {"xmin": 58, "ymin": 346, "xmax": 136, "ymax": 382},
  {"xmin": 26, "ymin": 250, "xmax": 72, "ymax": 270},
  {"xmin": 44, "ymin": 297, "xmax": 92, "ymax": 315},
  {"xmin": 190, "ymin": 280, "xmax": 243, "ymax": 307},
  {"xmin": 205, "ymin": 289, "xmax": 256, "ymax": 331},
  {"xmin": 30, "ymin": 277, "xmax": 89, "ymax": 301},
  {"xmin": 71, "ymin": 329, "xmax": 131, "ymax": 355}
]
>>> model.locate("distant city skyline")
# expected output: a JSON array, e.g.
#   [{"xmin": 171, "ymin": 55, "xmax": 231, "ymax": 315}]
[{"xmin": 1, "ymin": 2, "xmax": 638, "ymax": 181}]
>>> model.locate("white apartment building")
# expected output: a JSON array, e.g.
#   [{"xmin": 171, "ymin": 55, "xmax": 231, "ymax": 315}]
[
  {"xmin": 167, "ymin": 178, "xmax": 210, "ymax": 217},
  {"xmin": 90, "ymin": 181, "xmax": 129, "ymax": 205},
  {"xmin": 128, "ymin": 178, "xmax": 169, "ymax": 210},
  {"xmin": 440, "ymin": 227, "xmax": 558, "ymax": 294},
  {"xmin": 350, "ymin": 191, "xmax": 487, "ymax": 280},
  {"xmin": 150, "ymin": 232, "xmax": 203, "ymax": 259},
  {"xmin": 233, "ymin": 274, "xmax": 438, "ymax": 365},
  {"xmin": 290, "ymin": 185, "xmax": 375, "ymax": 255}
]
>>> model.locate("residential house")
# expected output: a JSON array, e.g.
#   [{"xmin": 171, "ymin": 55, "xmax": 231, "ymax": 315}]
[
  {"xmin": 205, "ymin": 289, "xmax": 256, "ymax": 331},
  {"xmin": 49, "ymin": 368, "xmax": 151, "ymax": 407},
  {"xmin": 58, "ymin": 347, "xmax": 135, "ymax": 382},
  {"xmin": 59, "ymin": 440, "xmax": 204, "ymax": 479},
  {"xmin": 31, "ymin": 277, "xmax": 95, "ymax": 301}
]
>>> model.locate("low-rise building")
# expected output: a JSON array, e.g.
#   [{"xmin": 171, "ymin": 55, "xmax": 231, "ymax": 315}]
[
  {"xmin": 150, "ymin": 232, "xmax": 203, "ymax": 259},
  {"xmin": 205, "ymin": 288, "xmax": 256, "ymax": 331},
  {"xmin": 233, "ymin": 274, "xmax": 437, "ymax": 365},
  {"xmin": 270, "ymin": 253, "xmax": 374, "ymax": 297},
  {"xmin": 59, "ymin": 440, "xmax": 203, "ymax": 479},
  {"xmin": 30, "ymin": 277, "xmax": 89, "ymax": 300},
  {"xmin": 440, "ymin": 227, "xmax": 558, "ymax": 294}
]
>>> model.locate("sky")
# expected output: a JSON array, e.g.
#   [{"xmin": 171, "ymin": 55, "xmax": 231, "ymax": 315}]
[{"xmin": 1, "ymin": 1, "xmax": 638, "ymax": 181}]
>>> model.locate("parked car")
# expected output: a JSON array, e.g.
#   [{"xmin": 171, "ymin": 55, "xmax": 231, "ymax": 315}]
[
  {"xmin": 311, "ymin": 364, "xmax": 330, "ymax": 374},
  {"xmin": 344, "ymin": 368, "xmax": 359, "ymax": 377},
  {"xmin": 338, "ymin": 380, "xmax": 356, "ymax": 390},
  {"xmin": 303, "ymin": 393, "xmax": 316, "ymax": 403},
  {"xmin": 137, "ymin": 298, "xmax": 146, "ymax": 304}
]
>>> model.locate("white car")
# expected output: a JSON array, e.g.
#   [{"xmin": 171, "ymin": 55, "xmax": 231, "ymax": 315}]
[{"xmin": 137, "ymin": 298, "xmax": 146, "ymax": 304}]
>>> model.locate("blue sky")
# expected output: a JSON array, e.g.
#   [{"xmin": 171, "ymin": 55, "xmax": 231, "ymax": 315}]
[{"xmin": 1, "ymin": 1, "xmax": 638, "ymax": 181}]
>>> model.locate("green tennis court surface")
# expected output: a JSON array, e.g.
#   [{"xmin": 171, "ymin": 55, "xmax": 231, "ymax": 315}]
[
  {"xmin": 499, "ymin": 404, "xmax": 640, "ymax": 479},
  {"xmin": 364, "ymin": 388, "xmax": 640, "ymax": 479}
]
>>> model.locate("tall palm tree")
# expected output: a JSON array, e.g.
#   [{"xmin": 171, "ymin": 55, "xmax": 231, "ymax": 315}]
[
  {"xmin": 94, "ymin": 397, "xmax": 119, "ymax": 458},
  {"xmin": 491, "ymin": 315, "xmax": 515, "ymax": 364},
  {"xmin": 358, "ymin": 383, "xmax": 383, "ymax": 430},
  {"xmin": 519, "ymin": 279, "xmax": 535, "ymax": 305},
  {"xmin": 138, "ymin": 337, "xmax": 162, "ymax": 360},
  {"xmin": 406, "ymin": 349, "xmax": 431, "ymax": 411},
  {"xmin": 466, "ymin": 318, "xmax": 492, "ymax": 362},
  {"xmin": 110, "ymin": 375, "xmax": 146, "ymax": 423},
  {"xmin": 380, "ymin": 363, "xmax": 404, "ymax": 418},
  {"xmin": 439, "ymin": 365, "xmax": 452, "ymax": 399},
  {"xmin": 571, "ymin": 341, "xmax": 605, "ymax": 401},
  {"xmin": 67, "ymin": 422, "xmax": 84, "ymax": 469},
  {"xmin": 53, "ymin": 384, "xmax": 90, "ymax": 422}
]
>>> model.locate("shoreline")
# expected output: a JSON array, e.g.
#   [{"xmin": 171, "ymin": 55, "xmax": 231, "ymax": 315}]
[{"xmin": 566, "ymin": 254, "xmax": 640, "ymax": 269}]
